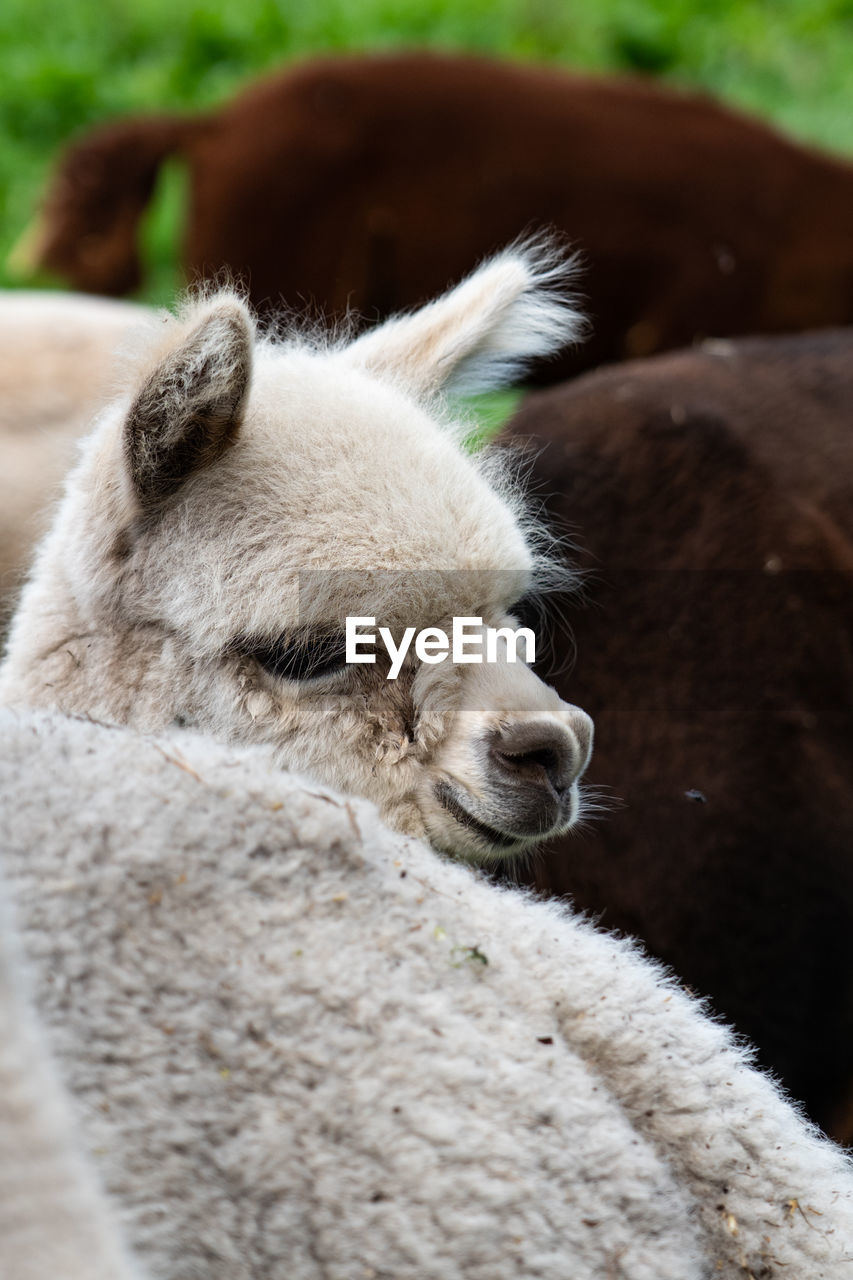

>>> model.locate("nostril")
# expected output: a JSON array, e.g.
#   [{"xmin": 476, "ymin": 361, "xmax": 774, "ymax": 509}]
[
  {"xmin": 496, "ymin": 746, "xmax": 560, "ymax": 785},
  {"xmin": 525, "ymin": 746, "xmax": 560, "ymax": 778},
  {"xmin": 490, "ymin": 721, "xmax": 578, "ymax": 796}
]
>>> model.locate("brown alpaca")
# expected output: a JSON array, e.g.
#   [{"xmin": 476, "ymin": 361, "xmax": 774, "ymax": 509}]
[
  {"xmin": 19, "ymin": 51, "xmax": 853, "ymax": 378},
  {"xmin": 500, "ymin": 328, "xmax": 853, "ymax": 1140}
]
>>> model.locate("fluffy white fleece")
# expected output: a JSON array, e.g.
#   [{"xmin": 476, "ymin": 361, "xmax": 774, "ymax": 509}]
[
  {"xmin": 2, "ymin": 708, "xmax": 853, "ymax": 1280},
  {"xmin": 0, "ymin": 869, "xmax": 143, "ymax": 1280}
]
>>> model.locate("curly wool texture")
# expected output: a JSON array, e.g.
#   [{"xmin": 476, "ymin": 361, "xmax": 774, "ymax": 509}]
[
  {"xmin": 3, "ymin": 708, "xmax": 853, "ymax": 1280},
  {"xmin": 0, "ymin": 869, "xmax": 144, "ymax": 1280}
]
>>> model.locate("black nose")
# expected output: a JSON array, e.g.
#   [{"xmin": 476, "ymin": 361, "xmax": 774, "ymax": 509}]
[{"xmin": 489, "ymin": 719, "xmax": 580, "ymax": 798}]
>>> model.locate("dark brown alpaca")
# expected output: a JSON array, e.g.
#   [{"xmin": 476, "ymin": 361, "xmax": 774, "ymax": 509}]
[
  {"xmin": 25, "ymin": 51, "xmax": 853, "ymax": 377},
  {"xmin": 501, "ymin": 329, "xmax": 853, "ymax": 1139}
]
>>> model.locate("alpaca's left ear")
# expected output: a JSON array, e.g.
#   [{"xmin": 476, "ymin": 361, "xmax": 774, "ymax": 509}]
[
  {"xmin": 125, "ymin": 297, "xmax": 252, "ymax": 508},
  {"xmin": 343, "ymin": 236, "xmax": 585, "ymax": 397}
]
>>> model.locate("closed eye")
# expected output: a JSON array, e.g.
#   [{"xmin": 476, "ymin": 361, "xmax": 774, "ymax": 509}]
[{"xmin": 237, "ymin": 631, "xmax": 349, "ymax": 683}]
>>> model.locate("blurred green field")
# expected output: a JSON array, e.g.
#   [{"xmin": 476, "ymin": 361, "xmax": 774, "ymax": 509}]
[
  {"xmin": 4, "ymin": 0, "xmax": 853, "ymax": 303},
  {"xmin": 2, "ymin": 0, "xmax": 853, "ymax": 308}
]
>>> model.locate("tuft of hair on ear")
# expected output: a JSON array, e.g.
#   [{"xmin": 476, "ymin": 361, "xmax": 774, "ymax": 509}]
[
  {"xmin": 125, "ymin": 293, "xmax": 253, "ymax": 508},
  {"xmin": 342, "ymin": 231, "xmax": 587, "ymax": 399}
]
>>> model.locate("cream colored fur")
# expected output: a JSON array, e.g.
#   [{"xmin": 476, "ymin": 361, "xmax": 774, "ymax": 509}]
[
  {"xmin": 0, "ymin": 291, "xmax": 154, "ymax": 624},
  {"xmin": 3, "ymin": 708, "xmax": 853, "ymax": 1279},
  {"xmin": 0, "ymin": 870, "xmax": 144, "ymax": 1280},
  {"xmin": 0, "ymin": 243, "xmax": 591, "ymax": 860}
]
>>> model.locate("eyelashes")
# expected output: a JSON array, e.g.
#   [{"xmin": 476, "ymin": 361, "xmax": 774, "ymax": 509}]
[
  {"xmin": 234, "ymin": 600, "xmax": 540, "ymax": 684},
  {"xmin": 235, "ymin": 630, "xmax": 349, "ymax": 683}
]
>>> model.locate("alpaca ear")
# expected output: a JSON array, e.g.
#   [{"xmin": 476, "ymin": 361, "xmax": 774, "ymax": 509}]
[
  {"xmin": 343, "ymin": 237, "xmax": 585, "ymax": 397},
  {"xmin": 125, "ymin": 298, "xmax": 252, "ymax": 507}
]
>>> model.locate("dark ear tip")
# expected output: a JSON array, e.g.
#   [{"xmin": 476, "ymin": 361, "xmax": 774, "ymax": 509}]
[{"xmin": 125, "ymin": 293, "xmax": 255, "ymax": 509}]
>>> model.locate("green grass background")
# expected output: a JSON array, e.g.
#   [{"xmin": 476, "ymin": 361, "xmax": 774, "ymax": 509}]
[
  {"xmin": 1, "ymin": 0, "xmax": 845, "ymax": 430},
  {"xmin": 3, "ymin": 0, "xmax": 849, "ymax": 434},
  {"xmin": 2, "ymin": 0, "xmax": 853, "ymax": 307}
]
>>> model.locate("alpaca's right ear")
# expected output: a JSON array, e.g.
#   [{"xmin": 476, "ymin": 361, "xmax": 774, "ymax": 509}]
[
  {"xmin": 342, "ymin": 236, "xmax": 585, "ymax": 397},
  {"xmin": 125, "ymin": 298, "xmax": 253, "ymax": 507}
]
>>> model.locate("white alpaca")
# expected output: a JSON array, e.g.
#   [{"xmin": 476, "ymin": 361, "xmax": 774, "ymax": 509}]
[
  {"xmin": 0, "ymin": 291, "xmax": 154, "ymax": 622},
  {"xmin": 2, "ymin": 708, "xmax": 853, "ymax": 1279},
  {"xmin": 0, "ymin": 242, "xmax": 592, "ymax": 861},
  {"xmin": 0, "ymin": 869, "xmax": 145, "ymax": 1280},
  {"xmin": 4, "ymin": 248, "xmax": 853, "ymax": 1278}
]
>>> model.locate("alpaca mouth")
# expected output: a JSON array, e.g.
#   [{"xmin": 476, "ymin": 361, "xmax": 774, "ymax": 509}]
[{"xmin": 434, "ymin": 781, "xmax": 527, "ymax": 850}]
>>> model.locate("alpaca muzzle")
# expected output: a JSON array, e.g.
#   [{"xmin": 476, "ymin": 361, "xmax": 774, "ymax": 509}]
[
  {"xmin": 431, "ymin": 701, "xmax": 593, "ymax": 857},
  {"xmin": 483, "ymin": 713, "xmax": 592, "ymax": 834}
]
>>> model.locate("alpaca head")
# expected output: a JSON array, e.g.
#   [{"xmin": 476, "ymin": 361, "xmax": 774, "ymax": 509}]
[{"xmin": 3, "ymin": 239, "xmax": 593, "ymax": 861}]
